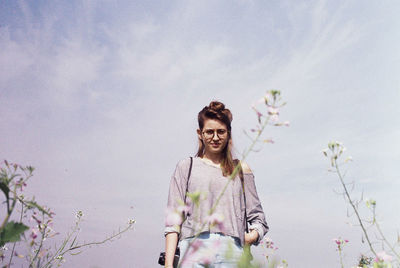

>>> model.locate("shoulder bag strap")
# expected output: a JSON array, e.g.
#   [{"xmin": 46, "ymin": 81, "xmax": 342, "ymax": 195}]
[{"xmin": 183, "ymin": 157, "xmax": 193, "ymax": 204}]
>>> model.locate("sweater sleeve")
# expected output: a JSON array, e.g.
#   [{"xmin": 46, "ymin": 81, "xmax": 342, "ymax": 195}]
[
  {"xmin": 243, "ymin": 172, "xmax": 269, "ymax": 245},
  {"xmin": 164, "ymin": 159, "xmax": 190, "ymax": 237}
]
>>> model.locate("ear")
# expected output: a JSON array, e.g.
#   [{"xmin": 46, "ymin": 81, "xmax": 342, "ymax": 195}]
[{"xmin": 197, "ymin": 129, "xmax": 203, "ymax": 141}]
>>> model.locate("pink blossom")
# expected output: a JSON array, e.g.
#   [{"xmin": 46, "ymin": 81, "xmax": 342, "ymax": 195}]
[
  {"xmin": 165, "ymin": 207, "xmax": 182, "ymax": 226},
  {"xmin": 252, "ymin": 106, "xmax": 263, "ymax": 123},
  {"xmin": 332, "ymin": 238, "xmax": 349, "ymax": 250},
  {"xmin": 30, "ymin": 228, "xmax": 38, "ymax": 240},
  {"xmin": 206, "ymin": 213, "xmax": 225, "ymax": 231},
  {"xmin": 191, "ymin": 240, "xmax": 204, "ymax": 252},
  {"xmin": 263, "ymin": 139, "xmax": 275, "ymax": 144},
  {"xmin": 267, "ymin": 106, "xmax": 279, "ymax": 115},
  {"xmin": 177, "ymin": 204, "xmax": 191, "ymax": 215},
  {"xmin": 264, "ymin": 92, "xmax": 273, "ymax": 105},
  {"xmin": 270, "ymin": 114, "xmax": 279, "ymax": 122},
  {"xmin": 31, "ymin": 214, "xmax": 41, "ymax": 225},
  {"xmin": 375, "ymin": 251, "xmax": 393, "ymax": 262},
  {"xmin": 198, "ymin": 249, "xmax": 216, "ymax": 265},
  {"xmin": 180, "ymin": 240, "xmax": 205, "ymax": 267},
  {"xmin": 16, "ymin": 178, "xmax": 27, "ymax": 191}
]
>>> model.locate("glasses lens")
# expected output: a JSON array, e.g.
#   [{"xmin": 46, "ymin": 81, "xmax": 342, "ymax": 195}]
[
  {"xmin": 203, "ymin": 129, "xmax": 227, "ymax": 139},
  {"xmin": 217, "ymin": 129, "xmax": 227, "ymax": 136}
]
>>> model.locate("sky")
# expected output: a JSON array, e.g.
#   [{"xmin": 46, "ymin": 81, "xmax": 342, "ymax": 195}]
[{"xmin": 1, "ymin": 0, "xmax": 400, "ymax": 267}]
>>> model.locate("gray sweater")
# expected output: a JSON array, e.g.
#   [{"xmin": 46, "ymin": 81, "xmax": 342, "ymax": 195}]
[{"xmin": 164, "ymin": 157, "xmax": 269, "ymax": 247}]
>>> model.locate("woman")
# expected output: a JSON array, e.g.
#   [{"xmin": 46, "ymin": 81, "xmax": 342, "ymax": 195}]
[{"xmin": 164, "ymin": 101, "xmax": 269, "ymax": 267}]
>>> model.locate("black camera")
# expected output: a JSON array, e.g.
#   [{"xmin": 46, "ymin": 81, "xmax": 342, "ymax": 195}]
[{"xmin": 158, "ymin": 247, "xmax": 180, "ymax": 267}]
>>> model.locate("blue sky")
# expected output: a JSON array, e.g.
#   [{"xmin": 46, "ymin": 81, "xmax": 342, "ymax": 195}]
[{"xmin": 1, "ymin": 1, "xmax": 399, "ymax": 267}]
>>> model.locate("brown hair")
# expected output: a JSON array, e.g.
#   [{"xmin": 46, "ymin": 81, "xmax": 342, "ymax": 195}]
[{"xmin": 196, "ymin": 101, "xmax": 235, "ymax": 176}]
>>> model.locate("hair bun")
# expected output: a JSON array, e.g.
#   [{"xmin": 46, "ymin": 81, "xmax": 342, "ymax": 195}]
[{"xmin": 209, "ymin": 101, "xmax": 225, "ymax": 112}]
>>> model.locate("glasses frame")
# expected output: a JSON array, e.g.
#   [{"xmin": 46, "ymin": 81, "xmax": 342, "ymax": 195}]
[{"xmin": 201, "ymin": 128, "xmax": 229, "ymax": 140}]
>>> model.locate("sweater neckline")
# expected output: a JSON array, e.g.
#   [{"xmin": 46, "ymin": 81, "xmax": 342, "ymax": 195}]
[{"xmin": 195, "ymin": 157, "xmax": 222, "ymax": 169}]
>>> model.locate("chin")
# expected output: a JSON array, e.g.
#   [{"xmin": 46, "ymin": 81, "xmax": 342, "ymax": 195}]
[{"xmin": 209, "ymin": 148, "xmax": 223, "ymax": 154}]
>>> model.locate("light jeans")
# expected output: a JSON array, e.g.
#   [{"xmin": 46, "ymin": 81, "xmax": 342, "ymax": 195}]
[{"xmin": 178, "ymin": 232, "xmax": 243, "ymax": 268}]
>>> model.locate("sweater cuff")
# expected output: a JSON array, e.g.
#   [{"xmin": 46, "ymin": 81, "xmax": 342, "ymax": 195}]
[
  {"xmin": 164, "ymin": 226, "xmax": 181, "ymax": 237},
  {"xmin": 249, "ymin": 223, "xmax": 264, "ymax": 245}
]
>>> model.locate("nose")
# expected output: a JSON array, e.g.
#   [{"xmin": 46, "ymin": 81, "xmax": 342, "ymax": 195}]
[{"xmin": 212, "ymin": 131, "xmax": 220, "ymax": 141}]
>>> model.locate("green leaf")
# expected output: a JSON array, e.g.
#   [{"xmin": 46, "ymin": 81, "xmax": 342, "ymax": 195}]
[
  {"xmin": 25, "ymin": 200, "xmax": 51, "ymax": 216},
  {"xmin": 0, "ymin": 181, "xmax": 10, "ymax": 199},
  {"xmin": 70, "ymin": 250, "xmax": 83, "ymax": 255},
  {"xmin": 187, "ymin": 191, "xmax": 201, "ymax": 207},
  {"xmin": 237, "ymin": 245, "xmax": 256, "ymax": 268},
  {"xmin": 0, "ymin": 221, "xmax": 29, "ymax": 246}
]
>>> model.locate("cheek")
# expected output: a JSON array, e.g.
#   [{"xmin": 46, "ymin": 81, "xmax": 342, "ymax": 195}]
[{"xmin": 222, "ymin": 138, "xmax": 230, "ymax": 147}]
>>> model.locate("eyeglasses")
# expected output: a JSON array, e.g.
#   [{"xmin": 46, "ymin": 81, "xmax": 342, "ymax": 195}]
[{"xmin": 202, "ymin": 129, "xmax": 228, "ymax": 139}]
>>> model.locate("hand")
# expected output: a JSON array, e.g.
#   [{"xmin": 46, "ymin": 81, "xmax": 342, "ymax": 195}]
[{"xmin": 244, "ymin": 230, "xmax": 259, "ymax": 245}]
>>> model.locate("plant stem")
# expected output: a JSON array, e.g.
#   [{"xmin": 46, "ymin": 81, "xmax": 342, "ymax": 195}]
[
  {"xmin": 30, "ymin": 213, "xmax": 47, "ymax": 267},
  {"xmin": 0, "ymin": 183, "xmax": 18, "ymax": 231},
  {"xmin": 42, "ymin": 218, "xmax": 81, "ymax": 268},
  {"xmin": 42, "ymin": 220, "xmax": 134, "ymax": 268},
  {"xmin": 8, "ymin": 202, "xmax": 24, "ymax": 266},
  {"xmin": 339, "ymin": 248, "xmax": 344, "ymax": 268},
  {"xmin": 334, "ymin": 159, "xmax": 377, "ymax": 256},
  {"xmin": 62, "ymin": 223, "xmax": 133, "ymax": 253},
  {"xmin": 373, "ymin": 209, "xmax": 400, "ymax": 261}
]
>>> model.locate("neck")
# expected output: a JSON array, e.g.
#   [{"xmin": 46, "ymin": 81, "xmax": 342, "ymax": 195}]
[{"xmin": 202, "ymin": 152, "xmax": 223, "ymax": 164}]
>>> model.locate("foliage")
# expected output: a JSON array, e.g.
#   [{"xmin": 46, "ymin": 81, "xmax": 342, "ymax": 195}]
[
  {"xmin": 323, "ymin": 141, "xmax": 400, "ymax": 268},
  {"xmin": 0, "ymin": 161, "xmax": 135, "ymax": 267}
]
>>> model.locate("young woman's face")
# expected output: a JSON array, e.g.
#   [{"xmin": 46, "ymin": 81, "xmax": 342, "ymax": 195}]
[{"xmin": 197, "ymin": 119, "xmax": 229, "ymax": 156}]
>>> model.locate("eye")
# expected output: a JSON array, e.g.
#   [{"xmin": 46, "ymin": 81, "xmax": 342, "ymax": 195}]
[
  {"xmin": 205, "ymin": 130, "xmax": 214, "ymax": 135},
  {"xmin": 217, "ymin": 129, "xmax": 227, "ymax": 135}
]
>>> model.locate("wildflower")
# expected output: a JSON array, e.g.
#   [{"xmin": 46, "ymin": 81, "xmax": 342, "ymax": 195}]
[
  {"xmin": 271, "ymin": 115, "xmax": 279, "ymax": 123},
  {"xmin": 187, "ymin": 191, "xmax": 202, "ymax": 207},
  {"xmin": 263, "ymin": 139, "xmax": 275, "ymax": 144},
  {"xmin": 197, "ymin": 240, "xmax": 221, "ymax": 265},
  {"xmin": 31, "ymin": 214, "xmax": 42, "ymax": 225},
  {"xmin": 264, "ymin": 92, "xmax": 273, "ymax": 105},
  {"xmin": 365, "ymin": 198, "xmax": 376, "ymax": 208},
  {"xmin": 75, "ymin": 210, "xmax": 83, "ymax": 219},
  {"xmin": 252, "ymin": 106, "xmax": 263, "ymax": 124},
  {"xmin": 198, "ymin": 249, "xmax": 216, "ymax": 265},
  {"xmin": 344, "ymin": 156, "xmax": 353, "ymax": 162},
  {"xmin": 375, "ymin": 251, "xmax": 393, "ymax": 262},
  {"xmin": 332, "ymin": 238, "xmax": 349, "ymax": 250},
  {"xmin": 267, "ymin": 106, "xmax": 279, "ymax": 115},
  {"xmin": 180, "ymin": 240, "xmax": 205, "ymax": 267},
  {"xmin": 177, "ymin": 204, "xmax": 191, "ymax": 215},
  {"xmin": 16, "ymin": 178, "xmax": 27, "ymax": 191},
  {"xmin": 165, "ymin": 207, "xmax": 183, "ymax": 226},
  {"xmin": 14, "ymin": 251, "xmax": 24, "ymax": 258},
  {"xmin": 38, "ymin": 249, "xmax": 47, "ymax": 258},
  {"xmin": 128, "ymin": 219, "xmax": 136, "ymax": 225},
  {"xmin": 206, "ymin": 213, "xmax": 225, "ymax": 231},
  {"xmin": 30, "ymin": 228, "xmax": 38, "ymax": 240},
  {"xmin": 191, "ymin": 240, "xmax": 204, "ymax": 252}
]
